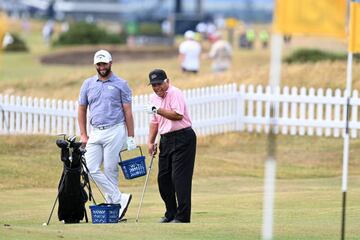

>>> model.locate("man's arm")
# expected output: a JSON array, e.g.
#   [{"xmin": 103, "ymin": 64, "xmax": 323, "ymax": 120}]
[
  {"xmin": 123, "ymin": 103, "xmax": 134, "ymax": 137},
  {"xmin": 78, "ymin": 104, "xmax": 88, "ymax": 146},
  {"xmin": 147, "ymin": 122, "xmax": 159, "ymax": 155},
  {"xmin": 157, "ymin": 108, "xmax": 183, "ymax": 121}
]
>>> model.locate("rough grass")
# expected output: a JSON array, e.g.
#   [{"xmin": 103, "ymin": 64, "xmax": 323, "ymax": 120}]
[{"xmin": 1, "ymin": 133, "xmax": 360, "ymax": 190}]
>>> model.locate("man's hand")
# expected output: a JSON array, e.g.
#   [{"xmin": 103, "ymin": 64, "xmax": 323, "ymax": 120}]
[
  {"xmin": 144, "ymin": 104, "xmax": 158, "ymax": 114},
  {"xmin": 126, "ymin": 137, "xmax": 137, "ymax": 151},
  {"xmin": 147, "ymin": 143, "xmax": 158, "ymax": 155},
  {"xmin": 80, "ymin": 134, "xmax": 89, "ymax": 148}
]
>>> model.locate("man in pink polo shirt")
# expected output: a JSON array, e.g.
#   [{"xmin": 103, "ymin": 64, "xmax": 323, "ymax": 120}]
[{"xmin": 144, "ymin": 69, "xmax": 197, "ymax": 223}]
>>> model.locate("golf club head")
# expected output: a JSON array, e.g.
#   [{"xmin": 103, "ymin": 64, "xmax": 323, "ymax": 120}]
[
  {"xmin": 67, "ymin": 135, "xmax": 76, "ymax": 144},
  {"xmin": 56, "ymin": 139, "xmax": 68, "ymax": 149}
]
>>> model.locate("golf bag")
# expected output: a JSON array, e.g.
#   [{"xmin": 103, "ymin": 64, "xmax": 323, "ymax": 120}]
[{"xmin": 56, "ymin": 136, "xmax": 92, "ymax": 224}]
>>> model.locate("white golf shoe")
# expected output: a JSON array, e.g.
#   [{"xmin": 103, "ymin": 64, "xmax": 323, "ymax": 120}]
[{"xmin": 119, "ymin": 193, "xmax": 132, "ymax": 220}]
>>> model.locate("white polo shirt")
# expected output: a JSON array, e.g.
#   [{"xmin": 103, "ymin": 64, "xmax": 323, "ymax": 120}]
[{"xmin": 179, "ymin": 39, "xmax": 201, "ymax": 71}]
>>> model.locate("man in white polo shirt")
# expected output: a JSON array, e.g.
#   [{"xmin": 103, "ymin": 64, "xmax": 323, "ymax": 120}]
[
  {"xmin": 78, "ymin": 49, "xmax": 136, "ymax": 220},
  {"xmin": 179, "ymin": 30, "xmax": 202, "ymax": 73}
]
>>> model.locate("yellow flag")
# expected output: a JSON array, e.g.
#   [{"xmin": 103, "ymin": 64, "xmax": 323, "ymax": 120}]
[
  {"xmin": 273, "ymin": 0, "xmax": 347, "ymax": 39},
  {"xmin": 349, "ymin": 1, "xmax": 360, "ymax": 53}
]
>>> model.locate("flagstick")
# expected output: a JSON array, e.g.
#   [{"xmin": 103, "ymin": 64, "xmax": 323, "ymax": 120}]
[
  {"xmin": 262, "ymin": 33, "xmax": 282, "ymax": 240},
  {"xmin": 341, "ymin": 52, "xmax": 353, "ymax": 240}
]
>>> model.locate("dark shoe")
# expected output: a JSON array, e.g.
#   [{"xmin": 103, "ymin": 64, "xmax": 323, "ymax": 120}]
[
  {"xmin": 170, "ymin": 219, "xmax": 185, "ymax": 223},
  {"xmin": 158, "ymin": 217, "xmax": 173, "ymax": 223}
]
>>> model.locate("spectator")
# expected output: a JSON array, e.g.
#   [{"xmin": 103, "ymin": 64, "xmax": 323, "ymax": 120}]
[
  {"xmin": 246, "ymin": 28, "xmax": 255, "ymax": 49},
  {"xmin": 42, "ymin": 20, "xmax": 54, "ymax": 44},
  {"xmin": 259, "ymin": 30, "xmax": 269, "ymax": 49},
  {"xmin": 208, "ymin": 32, "xmax": 232, "ymax": 72},
  {"xmin": 178, "ymin": 30, "xmax": 202, "ymax": 74}
]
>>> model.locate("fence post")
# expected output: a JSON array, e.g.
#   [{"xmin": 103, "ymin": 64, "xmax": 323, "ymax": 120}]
[
  {"xmin": 316, "ymin": 88, "xmax": 324, "ymax": 137},
  {"xmin": 247, "ymin": 85, "xmax": 254, "ymax": 132},
  {"xmin": 33, "ymin": 97, "xmax": 39, "ymax": 134},
  {"xmin": 16, "ymin": 96, "xmax": 21, "ymax": 134},
  {"xmin": 57, "ymin": 100, "xmax": 63, "ymax": 134},
  {"xmin": 281, "ymin": 86, "xmax": 289, "ymax": 135},
  {"xmin": 307, "ymin": 88, "xmax": 315, "ymax": 136},
  {"xmin": 45, "ymin": 99, "xmax": 51, "ymax": 134},
  {"xmin": 39, "ymin": 98, "xmax": 45, "ymax": 134},
  {"xmin": 264, "ymin": 86, "xmax": 271, "ymax": 134},
  {"xmin": 334, "ymin": 89, "xmax": 341, "ymax": 138},
  {"xmin": 27, "ymin": 97, "xmax": 33, "ymax": 134},
  {"xmin": 21, "ymin": 96, "xmax": 27, "ymax": 134},
  {"xmin": 274, "ymin": 86, "xmax": 280, "ymax": 135},
  {"xmin": 9, "ymin": 95, "xmax": 15, "ymax": 134},
  {"xmin": 351, "ymin": 90, "xmax": 358, "ymax": 138},
  {"xmin": 237, "ymin": 84, "xmax": 245, "ymax": 131},
  {"xmin": 299, "ymin": 87, "xmax": 307, "ymax": 136},
  {"xmin": 51, "ymin": 99, "xmax": 57, "ymax": 135},
  {"xmin": 290, "ymin": 87, "xmax": 298, "ymax": 136}
]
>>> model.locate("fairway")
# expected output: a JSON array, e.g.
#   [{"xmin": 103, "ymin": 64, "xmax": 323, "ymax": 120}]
[
  {"xmin": 1, "ymin": 176, "xmax": 360, "ymax": 240},
  {"xmin": 1, "ymin": 133, "xmax": 360, "ymax": 239}
]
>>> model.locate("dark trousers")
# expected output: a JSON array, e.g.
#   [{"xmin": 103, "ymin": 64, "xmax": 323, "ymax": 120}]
[
  {"xmin": 182, "ymin": 67, "xmax": 198, "ymax": 74},
  {"xmin": 158, "ymin": 127, "xmax": 196, "ymax": 222}
]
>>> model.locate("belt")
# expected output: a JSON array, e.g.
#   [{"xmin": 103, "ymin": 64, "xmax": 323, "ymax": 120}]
[
  {"xmin": 94, "ymin": 125, "xmax": 114, "ymax": 130},
  {"xmin": 161, "ymin": 127, "xmax": 192, "ymax": 138}
]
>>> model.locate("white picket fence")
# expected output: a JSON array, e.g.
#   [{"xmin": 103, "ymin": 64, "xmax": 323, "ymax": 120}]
[{"xmin": 1, "ymin": 83, "xmax": 360, "ymax": 144}]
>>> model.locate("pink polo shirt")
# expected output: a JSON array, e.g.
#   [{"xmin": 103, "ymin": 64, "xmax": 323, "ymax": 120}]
[{"xmin": 150, "ymin": 85, "xmax": 192, "ymax": 134}]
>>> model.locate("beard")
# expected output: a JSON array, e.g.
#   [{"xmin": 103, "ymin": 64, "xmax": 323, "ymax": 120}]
[{"xmin": 97, "ymin": 67, "xmax": 111, "ymax": 78}]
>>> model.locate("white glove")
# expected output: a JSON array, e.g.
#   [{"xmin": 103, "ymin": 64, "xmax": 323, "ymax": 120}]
[
  {"xmin": 144, "ymin": 104, "xmax": 158, "ymax": 114},
  {"xmin": 126, "ymin": 137, "xmax": 137, "ymax": 151}
]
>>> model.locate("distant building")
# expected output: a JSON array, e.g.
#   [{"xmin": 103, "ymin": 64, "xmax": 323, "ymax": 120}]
[{"xmin": 0, "ymin": 0, "xmax": 273, "ymax": 23}]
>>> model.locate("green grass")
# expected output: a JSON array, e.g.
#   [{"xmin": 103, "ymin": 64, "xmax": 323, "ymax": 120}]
[
  {"xmin": 1, "ymin": 133, "xmax": 360, "ymax": 239},
  {"xmin": 1, "ymin": 176, "xmax": 360, "ymax": 239}
]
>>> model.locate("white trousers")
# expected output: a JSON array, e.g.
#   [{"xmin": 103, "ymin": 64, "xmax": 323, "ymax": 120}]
[{"xmin": 85, "ymin": 123, "xmax": 126, "ymax": 204}]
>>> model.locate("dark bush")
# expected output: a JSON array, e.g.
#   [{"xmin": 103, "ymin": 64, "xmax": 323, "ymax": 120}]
[
  {"xmin": 284, "ymin": 48, "xmax": 348, "ymax": 64},
  {"xmin": 53, "ymin": 22, "xmax": 127, "ymax": 46},
  {"xmin": 4, "ymin": 33, "xmax": 28, "ymax": 52},
  {"xmin": 138, "ymin": 22, "xmax": 162, "ymax": 36},
  {"xmin": 354, "ymin": 54, "xmax": 360, "ymax": 62}
]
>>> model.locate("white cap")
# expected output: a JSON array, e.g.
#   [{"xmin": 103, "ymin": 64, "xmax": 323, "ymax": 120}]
[
  {"xmin": 184, "ymin": 30, "xmax": 195, "ymax": 39},
  {"xmin": 93, "ymin": 50, "xmax": 112, "ymax": 64}
]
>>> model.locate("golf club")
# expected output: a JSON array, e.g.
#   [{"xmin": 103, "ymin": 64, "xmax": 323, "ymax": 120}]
[{"xmin": 135, "ymin": 141, "xmax": 158, "ymax": 223}]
